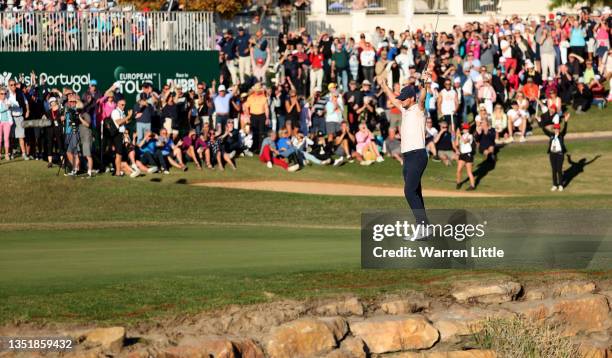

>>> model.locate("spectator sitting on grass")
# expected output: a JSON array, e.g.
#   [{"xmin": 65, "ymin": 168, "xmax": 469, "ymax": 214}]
[
  {"xmin": 573, "ymin": 78, "xmax": 594, "ymax": 114},
  {"xmin": 239, "ymin": 123, "xmax": 254, "ymax": 156},
  {"xmin": 178, "ymin": 129, "xmax": 202, "ymax": 170},
  {"xmin": 309, "ymin": 131, "xmax": 333, "ymax": 164},
  {"xmin": 259, "ymin": 130, "xmax": 299, "ymax": 172},
  {"xmin": 207, "ymin": 129, "xmax": 231, "ymax": 171},
  {"xmin": 221, "ymin": 120, "xmax": 242, "ymax": 162},
  {"xmin": 590, "ymin": 76, "xmax": 607, "ymax": 109},
  {"xmin": 277, "ymin": 128, "xmax": 303, "ymax": 170},
  {"xmin": 506, "ymin": 101, "xmax": 527, "ymax": 143},
  {"xmin": 475, "ymin": 119, "xmax": 497, "ymax": 162},
  {"xmin": 158, "ymin": 128, "xmax": 187, "ymax": 173},
  {"xmin": 332, "ymin": 121, "xmax": 357, "ymax": 167},
  {"xmin": 433, "ymin": 121, "xmax": 456, "ymax": 166},
  {"xmin": 136, "ymin": 131, "xmax": 163, "ymax": 174},
  {"xmin": 355, "ymin": 121, "xmax": 383, "ymax": 166},
  {"xmin": 384, "ymin": 127, "xmax": 402, "ymax": 165},
  {"xmin": 292, "ymin": 132, "xmax": 331, "ymax": 165},
  {"xmin": 119, "ymin": 130, "xmax": 141, "ymax": 178},
  {"xmin": 491, "ymin": 104, "xmax": 510, "ymax": 144},
  {"xmin": 195, "ymin": 131, "xmax": 212, "ymax": 169}
]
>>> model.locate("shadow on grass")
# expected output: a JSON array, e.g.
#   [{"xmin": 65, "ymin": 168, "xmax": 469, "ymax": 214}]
[{"xmin": 563, "ymin": 154, "xmax": 601, "ymax": 188}]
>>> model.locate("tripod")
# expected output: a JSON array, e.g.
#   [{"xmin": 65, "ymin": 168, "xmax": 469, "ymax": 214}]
[{"xmin": 56, "ymin": 123, "xmax": 82, "ymax": 177}]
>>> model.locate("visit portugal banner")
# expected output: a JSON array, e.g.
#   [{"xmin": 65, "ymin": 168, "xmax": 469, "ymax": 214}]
[{"xmin": 0, "ymin": 51, "xmax": 219, "ymax": 104}]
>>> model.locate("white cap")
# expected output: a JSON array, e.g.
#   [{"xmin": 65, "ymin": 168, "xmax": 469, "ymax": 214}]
[
  {"xmin": 578, "ymin": 77, "xmax": 585, "ymax": 84},
  {"xmin": 218, "ymin": 84, "xmax": 227, "ymax": 92},
  {"xmin": 453, "ymin": 77, "xmax": 461, "ymax": 83},
  {"xmin": 431, "ymin": 82, "xmax": 439, "ymax": 90},
  {"xmin": 595, "ymin": 75, "xmax": 601, "ymax": 81}
]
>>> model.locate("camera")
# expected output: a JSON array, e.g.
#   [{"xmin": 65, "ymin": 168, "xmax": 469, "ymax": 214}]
[{"xmin": 65, "ymin": 107, "xmax": 80, "ymax": 130}]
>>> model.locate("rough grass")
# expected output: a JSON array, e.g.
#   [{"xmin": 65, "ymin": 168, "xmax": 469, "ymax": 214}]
[{"xmin": 474, "ymin": 317, "xmax": 581, "ymax": 358}]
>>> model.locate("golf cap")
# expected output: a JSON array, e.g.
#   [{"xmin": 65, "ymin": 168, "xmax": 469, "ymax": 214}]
[
  {"xmin": 48, "ymin": 96, "xmax": 57, "ymax": 103},
  {"xmin": 218, "ymin": 84, "xmax": 227, "ymax": 92},
  {"xmin": 578, "ymin": 77, "xmax": 585, "ymax": 84},
  {"xmin": 362, "ymin": 80, "xmax": 371, "ymax": 86},
  {"xmin": 328, "ymin": 83, "xmax": 337, "ymax": 90},
  {"xmin": 462, "ymin": 123, "xmax": 470, "ymax": 130},
  {"xmin": 237, "ymin": 26, "xmax": 244, "ymax": 31},
  {"xmin": 396, "ymin": 85, "xmax": 417, "ymax": 101},
  {"xmin": 89, "ymin": 79, "xmax": 98, "ymax": 86}
]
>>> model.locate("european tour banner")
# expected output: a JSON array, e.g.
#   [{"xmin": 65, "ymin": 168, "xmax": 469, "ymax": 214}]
[{"xmin": 0, "ymin": 51, "xmax": 220, "ymax": 106}]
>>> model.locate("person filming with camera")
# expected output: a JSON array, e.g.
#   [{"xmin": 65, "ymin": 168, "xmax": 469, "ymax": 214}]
[
  {"xmin": 61, "ymin": 94, "xmax": 82, "ymax": 176},
  {"xmin": 109, "ymin": 99, "xmax": 133, "ymax": 177}
]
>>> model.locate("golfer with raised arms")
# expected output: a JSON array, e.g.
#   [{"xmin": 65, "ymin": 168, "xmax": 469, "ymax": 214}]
[{"xmin": 378, "ymin": 75, "xmax": 430, "ymax": 239}]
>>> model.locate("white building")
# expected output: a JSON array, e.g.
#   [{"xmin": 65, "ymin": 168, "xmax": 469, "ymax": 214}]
[{"xmin": 305, "ymin": 0, "xmax": 570, "ymax": 35}]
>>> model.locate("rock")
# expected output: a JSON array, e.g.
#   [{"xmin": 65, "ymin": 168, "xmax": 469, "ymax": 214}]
[
  {"xmin": 451, "ymin": 280, "xmax": 522, "ymax": 304},
  {"xmin": 552, "ymin": 281, "xmax": 597, "ymax": 298},
  {"xmin": 575, "ymin": 332, "xmax": 611, "ymax": 358},
  {"xmin": 319, "ymin": 316, "xmax": 349, "ymax": 341},
  {"xmin": 324, "ymin": 349, "xmax": 354, "ymax": 358},
  {"xmin": 502, "ymin": 294, "xmax": 610, "ymax": 336},
  {"xmin": 233, "ymin": 338, "xmax": 265, "ymax": 358},
  {"xmin": 215, "ymin": 300, "xmax": 306, "ymax": 336},
  {"xmin": 350, "ymin": 315, "xmax": 439, "ymax": 354},
  {"xmin": 383, "ymin": 350, "xmax": 497, "ymax": 357},
  {"xmin": 160, "ymin": 337, "xmax": 235, "ymax": 358},
  {"xmin": 339, "ymin": 337, "xmax": 367, "ymax": 358},
  {"xmin": 428, "ymin": 305, "xmax": 515, "ymax": 343},
  {"xmin": 380, "ymin": 298, "xmax": 429, "ymax": 315},
  {"xmin": 83, "ymin": 327, "xmax": 125, "ymax": 352},
  {"xmin": 315, "ymin": 297, "xmax": 364, "ymax": 316},
  {"xmin": 523, "ymin": 289, "xmax": 546, "ymax": 301},
  {"xmin": 264, "ymin": 318, "xmax": 337, "ymax": 358}
]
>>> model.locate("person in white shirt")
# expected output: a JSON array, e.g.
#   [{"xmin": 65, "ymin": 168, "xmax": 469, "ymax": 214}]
[
  {"xmin": 360, "ymin": 42, "xmax": 376, "ymax": 84},
  {"xmin": 453, "ymin": 123, "xmax": 476, "ymax": 191},
  {"xmin": 110, "ymin": 99, "xmax": 132, "ymax": 177},
  {"xmin": 506, "ymin": 100, "xmax": 527, "ymax": 142},
  {"xmin": 378, "ymin": 74, "xmax": 430, "ymax": 231},
  {"xmin": 437, "ymin": 79, "xmax": 459, "ymax": 133}
]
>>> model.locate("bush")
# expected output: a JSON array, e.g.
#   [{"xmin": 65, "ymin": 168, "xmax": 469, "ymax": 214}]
[{"xmin": 474, "ymin": 317, "xmax": 581, "ymax": 358}]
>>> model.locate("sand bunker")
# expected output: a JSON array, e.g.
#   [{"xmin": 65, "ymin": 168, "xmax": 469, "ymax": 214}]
[{"xmin": 192, "ymin": 181, "xmax": 508, "ymax": 198}]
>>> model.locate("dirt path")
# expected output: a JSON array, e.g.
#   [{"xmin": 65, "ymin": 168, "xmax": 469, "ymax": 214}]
[{"xmin": 192, "ymin": 180, "xmax": 511, "ymax": 198}]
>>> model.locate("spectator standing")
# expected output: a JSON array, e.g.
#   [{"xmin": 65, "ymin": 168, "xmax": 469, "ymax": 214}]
[
  {"xmin": 236, "ymin": 27, "xmax": 252, "ymax": 84},
  {"xmin": 244, "ymin": 83, "xmax": 269, "ymax": 153},
  {"xmin": 537, "ymin": 113, "xmax": 570, "ymax": 191}
]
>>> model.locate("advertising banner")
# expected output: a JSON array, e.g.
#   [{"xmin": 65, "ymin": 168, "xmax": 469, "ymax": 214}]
[{"xmin": 0, "ymin": 51, "xmax": 219, "ymax": 105}]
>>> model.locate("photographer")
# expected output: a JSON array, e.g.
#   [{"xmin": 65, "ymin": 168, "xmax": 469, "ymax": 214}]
[
  {"xmin": 134, "ymin": 95, "xmax": 154, "ymax": 142},
  {"xmin": 109, "ymin": 99, "xmax": 132, "ymax": 177},
  {"xmin": 76, "ymin": 100, "xmax": 95, "ymax": 177},
  {"xmin": 62, "ymin": 95, "xmax": 81, "ymax": 176}
]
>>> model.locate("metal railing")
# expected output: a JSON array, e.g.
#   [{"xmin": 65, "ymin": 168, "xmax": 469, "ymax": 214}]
[
  {"xmin": 326, "ymin": 0, "xmax": 399, "ymax": 14},
  {"xmin": 414, "ymin": 0, "xmax": 449, "ymax": 14},
  {"xmin": 0, "ymin": 11, "xmax": 216, "ymax": 52},
  {"xmin": 463, "ymin": 0, "xmax": 500, "ymax": 14}
]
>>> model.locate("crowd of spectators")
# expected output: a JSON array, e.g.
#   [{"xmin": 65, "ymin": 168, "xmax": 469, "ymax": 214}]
[{"xmin": 0, "ymin": 6, "xmax": 610, "ymax": 183}]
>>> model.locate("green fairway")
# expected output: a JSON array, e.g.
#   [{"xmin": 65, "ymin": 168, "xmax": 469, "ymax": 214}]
[{"xmin": 0, "ymin": 137, "xmax": 611, "ymax": 325}]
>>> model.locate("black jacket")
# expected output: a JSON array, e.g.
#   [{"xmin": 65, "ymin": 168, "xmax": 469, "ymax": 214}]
[{"xmin": 540, "ymin": 120, "xmax": 568, "ymax": 154}]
